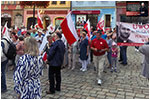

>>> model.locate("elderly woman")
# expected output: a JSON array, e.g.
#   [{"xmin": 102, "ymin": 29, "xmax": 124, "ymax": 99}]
[
  {"xmin": 79, "ymin": 32, "xmax": 89, "ymax": 72},
  {"xmin": 13, "ymin": 37, "xmax": 43, "ymax": 99}
]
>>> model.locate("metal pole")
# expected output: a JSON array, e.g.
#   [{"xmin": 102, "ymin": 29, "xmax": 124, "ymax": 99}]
[
  {"xmin": 33, "ymin": 3, "xmax": 35, "ymax": 28},
  {"xmin": 70, "ymin": 1, "xmax": 72, "ymax": 11}
]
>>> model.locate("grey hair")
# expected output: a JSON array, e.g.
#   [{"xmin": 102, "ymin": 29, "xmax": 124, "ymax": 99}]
[{"xmin": 24, "ymin": 37, "xmax": 39, "ymax": 56}]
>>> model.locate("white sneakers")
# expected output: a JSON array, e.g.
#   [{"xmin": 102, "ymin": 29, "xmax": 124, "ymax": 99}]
[
  {"xmin": 80, "ymin": 68, "xmax": 87, "ymax": 72},
  {"xmin": 82, "ymin": 69, "xmax": 87, "ymax": 72},
  {"xmin": 80, "ymin": 68, "xmax": 83, "ymax": 71},
  {"xmin": 98, "ymin": 79, "xmax": 102, "ymax": 85}
]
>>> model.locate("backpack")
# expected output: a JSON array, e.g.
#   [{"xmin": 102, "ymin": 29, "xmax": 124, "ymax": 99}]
[{"xmin": 2, "ymin": 38, "xmax": 17, "ymax": 60}]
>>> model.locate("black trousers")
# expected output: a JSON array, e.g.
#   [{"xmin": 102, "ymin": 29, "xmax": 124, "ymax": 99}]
[
  {"xmin": 49, "ymin": 66, "xmax": 61, "ymax": 93},
  {"xmin": 90, "ymin": 50, "xmax": 93, "ymax": 62}
]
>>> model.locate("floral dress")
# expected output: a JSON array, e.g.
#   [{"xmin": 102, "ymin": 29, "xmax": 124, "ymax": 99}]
[{"xmin": 13, "ymin": 54, "xmax": 43, "ymax": 99}]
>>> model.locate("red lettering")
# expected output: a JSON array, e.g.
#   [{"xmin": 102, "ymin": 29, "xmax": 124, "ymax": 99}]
[
  {"xmin": 144, "ymin": 24, "xmax": 149, "ymax": 29},
  {"xmin": 141, "ymin": 39, "xmax": 145, "ymax": 42},
  {"xmin": 133, "ymin": 24, "xmax": 137, "ymax": 29},
  {"xmin": 138, "ymin": 25, "xmax": 143, "ymax": 29}
]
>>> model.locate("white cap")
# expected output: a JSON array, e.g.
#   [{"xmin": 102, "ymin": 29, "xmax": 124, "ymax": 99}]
[{"xmin": 112, "ymin": 41, "xmax": 117, "ymax": 46}]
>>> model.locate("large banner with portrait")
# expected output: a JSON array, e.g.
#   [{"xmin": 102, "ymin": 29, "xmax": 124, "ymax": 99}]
[
  {"xmin": 76, "ymin": 15, "xmax": 86, "ymax": 29},
  {"xmin": 117, "ymin": 22, "xmax": 149, "ymax": 46}
]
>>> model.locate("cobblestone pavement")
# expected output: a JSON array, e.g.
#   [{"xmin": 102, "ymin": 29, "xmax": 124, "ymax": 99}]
[{"xmin": 1, "ymin": 47, "xmax": 149, "ymax": 99}]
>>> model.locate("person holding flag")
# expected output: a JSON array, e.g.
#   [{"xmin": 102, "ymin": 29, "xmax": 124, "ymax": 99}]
[{"xmin": 1, "ymin": 21, "xmax": 11, "ymax": 92}]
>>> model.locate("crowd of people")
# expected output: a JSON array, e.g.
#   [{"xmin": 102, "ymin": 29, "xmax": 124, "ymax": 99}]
[{"xmin": 1, "ymin": 24, "xmax": 149, "ymax": 99}]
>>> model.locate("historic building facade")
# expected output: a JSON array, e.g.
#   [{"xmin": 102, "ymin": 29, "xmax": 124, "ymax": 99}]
[
  {"xmin": 71, "ymin": 1, "xmax": 116, "ymax": 30},
  {"xmin": 1, "ymin": 1, "xmax": 70, "ymax": 29},
  {"xmin": 1, "ymin": 1, "xmax": 24, "ymax": 28},
  {"xmin": 24, "ymin": 1, "xmax": 70, "ymax": 29}
]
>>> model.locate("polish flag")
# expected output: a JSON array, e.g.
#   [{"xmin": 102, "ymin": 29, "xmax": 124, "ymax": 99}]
[
  {"xmin": 39, "ymin": 31, "xmax": 49, "ymax": 54},
  {"xmin": 34, "ymin": 23, "xmax": 38, "ymax": 29},
  {"xmin": 30, "ymin": 25, "xmax": 33, "ymax": 30},
  {"xmin": 97, "ymin": 15, "xmax": 105, "ymax": 31},
  {"xmin": 84, "ymin": 19, "xmax": 91, "ymax": 40},
  {"xmin": 47, "ymin": 23, "xmax": 55, "ymax": 32},
  {"xmin": 39, "ymin": 31, "xmax": 49, "ymax": 61},
  {"xmin": 2, "ymin": 22, "xmax": 8, "ymax": 35},
  {"xmin": 21, "ymin": 28, "xmax": 27, "ymax": 35},
  {"xmin": 42, "ymin": 52, "xmax": 47, "ymax": 61},
  {"xmin": 15, "ymin": 25, "xmax": 19, "ymax": 31},
  {"xmin": 60, "ymin": 12, "xmax": 79, "ymax": 45},
  {"xmin": 37, "ymin": 9, "xmax": 43, "ymax": 29},
  {"xmin": 2, "ymin": 22, "xmax": 10, "ymax": 39}
]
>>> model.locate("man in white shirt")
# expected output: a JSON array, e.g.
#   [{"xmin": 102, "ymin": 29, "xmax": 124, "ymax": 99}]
[{"xmin": 35, "ymin": 29, "xmax": 45, "ymax": 48}]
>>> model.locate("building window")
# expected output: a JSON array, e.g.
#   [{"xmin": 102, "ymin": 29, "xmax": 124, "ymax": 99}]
[
  {"xmin": 88, "ymin": 14, "xmax": 98, "ymax": 28},
  {"xmin": 52, "ymin": 1, "xmax": 57, "ymax": 5},
  {"xmin": 105, "ymin": 15, "xmax": 111, "ymax": 27},
  {"xmin": 10, "ymin": 1, "xmax": 14, "ymax": 4},
  {"xmin": 1, "ymin": 1, "xmax": 5, "ymax": 4},
  {"xmin": 55, "ymin": 17, "xmax": 64, "ymax": 28},
  {"xmin": 27, "ymin": 17, "xmax": 37, "ymax": 30},
  {"xmin": 60, "ymin": 1, "xmax": 65, "ymax": 4},
  {"xmin": 16, "ymin": 1, "xmax": 20, "ymax": 4},
  {"xmin": 4, "ymin": 1, "xmax": 8, "ymax": 4},
  {"xmin": 15, "ymin": 13, "xmax": 23, "ymax": 28},
  {"xmin": 43, "ymin": 16, "xmax": 51, "ymax": 30}
]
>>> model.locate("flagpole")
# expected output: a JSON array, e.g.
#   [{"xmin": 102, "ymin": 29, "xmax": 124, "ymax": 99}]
[
  {"xmin": 33, "ymin": 3, "xmax": 35, "ymax": 28},
  {"xmin": 70, "ymin": 1, "xmax": 72, "ymax": 11}
]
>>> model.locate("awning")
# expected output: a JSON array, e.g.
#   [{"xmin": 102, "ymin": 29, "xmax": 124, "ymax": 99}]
[{"xmin": 72, "ymin": 10, "xmax": 100, "ymax": 14}]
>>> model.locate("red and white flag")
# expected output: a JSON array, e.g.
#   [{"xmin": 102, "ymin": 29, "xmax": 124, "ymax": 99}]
[
  {"xmin": 15, "ymin": 25, "xmax": 19, "ymax": 31},
  {"xmin": 2, "ymin": 22, "xmax": 8, "ymax": 35},
  {"xmin": 39, "ymin": 31, "xmax": 49, "ymax": 61},
  {"xmin": 34, "ymin": 23, "xmax": 38, "ymax": 29},
  {"xmin": 2, "ymin": 22, "xmax": 10, "ymax": 39},
  {"xmin": 21, "ymin": 28, "xmax": 27, "ymax": 35},
  {"xmin": 47, "ymin": 23, "xmax": 55, "ymax": 32},
  {"xmin": 97, "ymin": 15, "xmax": 105, "ymax": 31},
  {"xmin": 84, "ymin": 19, "xmax": 91, "ymax": 40},
  {"xmin": 60, "ymin": 12, "xmax": 79, "ymax": 45},
  {"xmin": 37, "ymin": 9, "xmax": 43, "ymax": 29},
  {"xmin": 30, "ymin": 25, "xmax": 33, "ymax": 30}
]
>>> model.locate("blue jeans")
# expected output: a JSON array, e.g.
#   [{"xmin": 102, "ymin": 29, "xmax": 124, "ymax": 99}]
[
  {"xmin": 1, "ymin": 60, "xmax": 8, "ymax": 92},
  {"xmin": 120, "ymin": 46, "xmax": 127, "ymax": 64},
  {"xmin": 107, "ymin": 50, "xmax": 112, "ymax": 66},
  {"xmin": 111, "ymin": 57, "xmax": 117, "ymax": 69}
]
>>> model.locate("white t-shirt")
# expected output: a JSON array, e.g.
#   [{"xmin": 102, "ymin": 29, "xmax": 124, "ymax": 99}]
[{"xmin": 35, "ymin": 35, "xmax": 44, "ymax": 48}]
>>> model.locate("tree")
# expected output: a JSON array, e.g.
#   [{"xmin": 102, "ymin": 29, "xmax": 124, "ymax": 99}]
[{"xmin": 20, "ymin": 1, "xmax": 49, "ymax": 28}]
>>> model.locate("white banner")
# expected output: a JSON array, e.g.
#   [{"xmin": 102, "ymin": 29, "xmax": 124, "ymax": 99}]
[{"xmin": 117, "ymin": 22, "xmax": 149, "ymax": 46}]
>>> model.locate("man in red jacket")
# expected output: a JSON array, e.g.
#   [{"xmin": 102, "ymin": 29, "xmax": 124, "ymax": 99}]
[{"xmin": 91, "ymin": 30, "xmax": 109, "ymax": 85}]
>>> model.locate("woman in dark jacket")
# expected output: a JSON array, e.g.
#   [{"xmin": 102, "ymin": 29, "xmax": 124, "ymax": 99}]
[{"xmin": 79, "ymin": 32, "xmax": 89, "ymax": 72}]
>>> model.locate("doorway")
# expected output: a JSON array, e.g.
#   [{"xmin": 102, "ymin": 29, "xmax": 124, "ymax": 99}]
[
  {"xmin": 87, "ymin": 14, "xmax": 98, "ymax": 28},
  {"xmin": 27, "ymin": 17, "xmax": 37, "ymax": 30}
]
